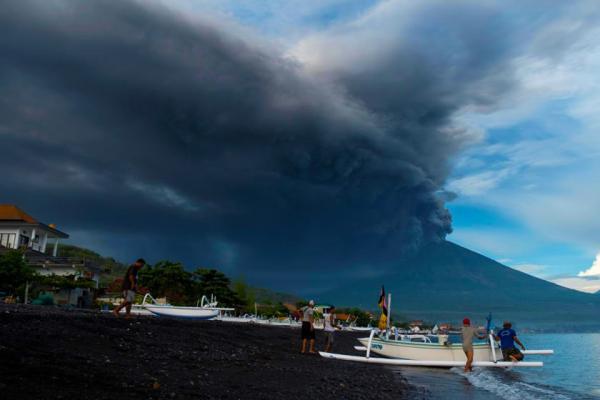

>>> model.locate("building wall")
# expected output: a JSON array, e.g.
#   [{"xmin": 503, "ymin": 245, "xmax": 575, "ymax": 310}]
[
  {"xmin": 0, "ymin": 227, "xmax": 20, "ymax": 249},
  {"xmin": 42, "ymin": 287, "xmax": 93, "ymax": 306},
  {"xmin": 34, "ymin": 266, "xmax": 79, "ymax": 276},
  {"xmin": 33, "ymin": 266, "xmax": 99, "ymax": 287},
  {"xmin": 0, "ymin": 224, "xmax": 54, "ymax": 252}
]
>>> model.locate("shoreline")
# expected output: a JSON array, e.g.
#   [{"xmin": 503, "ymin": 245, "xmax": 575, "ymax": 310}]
[{"xmin": 0, "ymin": 305, "xmax": 418, "ymax": 399}]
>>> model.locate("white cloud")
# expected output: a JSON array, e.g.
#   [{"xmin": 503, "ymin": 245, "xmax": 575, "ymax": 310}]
[
  {"xmin": 447, "ymin": 169, "xmax": 513, "ymax": 197},
  {"xmin": 128, "ymin": 181, "xmax": 200, "ymax": 212},
  {"xmin": 551, "ymin": 277, "xmax": 600, "ymax": 294},
  {"xmin": 578, "ymin": 253, "xmax": 600, "ymax": 277},
  {"xmin": 510, "ymin": 263, "xmax": 547, "ymax": 277}
]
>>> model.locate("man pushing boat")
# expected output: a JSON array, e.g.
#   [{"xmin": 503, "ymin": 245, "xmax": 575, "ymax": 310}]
[
  {"xmin": 461, "ymin": 318, "xmax": 487, "ymax": 372},
  {"xmin": 495, "ymin": 321, "xmax": 526, "ymax": 362}
]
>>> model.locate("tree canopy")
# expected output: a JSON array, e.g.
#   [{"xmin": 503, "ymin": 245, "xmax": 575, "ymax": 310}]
[
  {"xmin": 137, "ymin": 262, "xmax": 241, "ymax": 307},
  {"xmin": 0, "ymin": 250, "xmax": 36, "ymax": 294},
  {"xmin": 192, "ymin": 268, "xmax": 240, "ymax": 307}
]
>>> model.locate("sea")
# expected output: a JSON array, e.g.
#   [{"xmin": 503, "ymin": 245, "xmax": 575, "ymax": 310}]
[{"xmin": 391, "ymin": 333, "xmax": 599, "ymax": 399}]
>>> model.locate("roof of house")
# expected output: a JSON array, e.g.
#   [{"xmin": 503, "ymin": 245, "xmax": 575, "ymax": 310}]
[
  {"xmin": 0, "ymin": 205, "xmax": 69, "ymax": 238},
  {"xmin": 0, "ymin": 204, "xmax": 38, "ymax": 223}
]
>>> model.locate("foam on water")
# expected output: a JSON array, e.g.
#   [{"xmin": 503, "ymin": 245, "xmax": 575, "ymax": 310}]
[{"xmin": 452, "ymin": 367, "xmax": 571, "ymax": 400}]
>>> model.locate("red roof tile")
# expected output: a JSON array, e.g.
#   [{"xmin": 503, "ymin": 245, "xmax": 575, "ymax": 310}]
[{"xmin": 0, "ymin": 205, "xmax": 38, "ymax": 223}]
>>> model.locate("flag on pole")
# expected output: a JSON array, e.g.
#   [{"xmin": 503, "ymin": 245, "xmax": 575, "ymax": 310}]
[{"xmin": 378, "ymin": 285, "xmax": 388, "ymax": 330}]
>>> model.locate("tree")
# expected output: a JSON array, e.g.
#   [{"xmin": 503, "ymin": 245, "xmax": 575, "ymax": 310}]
[
  {"xmin": 192, "ymin": 268, "xmax": 240, "ymax": 307},
  {"xmin": 233, "ymin": 277, "xmax": 256, "ymax": 313},
  {"xmin": 56, "ymin": 244, "xmax": 127, "ymax": 287},
  {"xmin": 337, "ymin": 307, "xmax": 373, "ymax": 327},
  {"xmin": 0, "ymin": 250, "xmax": 37, "ymax": 294},
  {"xmin": 138, "ymin": 261, "xmax": 193, "ymax": 305},
  {"xmin": 37, "ymin": 274, "xmax": 96, "ymax": 289}
]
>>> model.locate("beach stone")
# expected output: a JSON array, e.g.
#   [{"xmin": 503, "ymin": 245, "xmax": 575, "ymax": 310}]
[{"xmin": 0, "ymin": 304, "xmax": 411, "ymax": 399}]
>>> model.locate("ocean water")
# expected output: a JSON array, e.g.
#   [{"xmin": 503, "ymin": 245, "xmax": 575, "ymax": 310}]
[{"xmin": 391, "ymin": 333, "xmax": 599, "ymax": 399}]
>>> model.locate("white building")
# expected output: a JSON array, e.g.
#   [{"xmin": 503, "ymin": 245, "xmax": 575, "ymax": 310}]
[
  {"xmin": 0, "ymin": 205, "xmax": 101, "ymax": 305},
  {"xmin": 0, "ymin": 204, "xmax": 68, "ymax": 256}
]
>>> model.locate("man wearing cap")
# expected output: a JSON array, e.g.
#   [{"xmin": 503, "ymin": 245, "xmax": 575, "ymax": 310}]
[
  {"xmin": 300, "ymin": 300, "xmax": 316, "ymax": 354},
  {"xmin": 495, "ymin": 321, "xmax": 526, "ymax": 362},
  {"xmin": 461, "ymin": 317, "xmax": 486, "ymax": 372}
]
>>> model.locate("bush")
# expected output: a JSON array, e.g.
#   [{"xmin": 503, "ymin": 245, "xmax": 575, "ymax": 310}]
[{"xmin": 31, "ymin": 293, "xmax": 54, "ymax": 306}]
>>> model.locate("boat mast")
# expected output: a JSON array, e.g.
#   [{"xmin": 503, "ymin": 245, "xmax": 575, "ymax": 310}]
[{"xmin": 386, "ymin": 293, "xmax": 392, "ymax": 338}]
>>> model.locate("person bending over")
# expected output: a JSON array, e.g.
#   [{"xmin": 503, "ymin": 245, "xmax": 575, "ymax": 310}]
[{"xmin": 495, "ymin": 321, "xmax": 526, "ymax": 362}]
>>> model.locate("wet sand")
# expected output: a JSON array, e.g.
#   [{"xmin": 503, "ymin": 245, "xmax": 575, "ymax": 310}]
[{"xmin": 0, "ymin": 305, "xmax": 417, "ymax": 399}]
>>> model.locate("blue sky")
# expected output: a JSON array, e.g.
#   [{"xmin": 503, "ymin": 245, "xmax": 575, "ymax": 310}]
[{"xmin": 162, "ymin": 0, "xmax": 600, "ymax": 292}]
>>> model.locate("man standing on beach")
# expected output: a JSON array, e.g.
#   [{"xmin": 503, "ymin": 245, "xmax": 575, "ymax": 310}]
[
  {"xmin": 495, "ymin": 321, "xmax": 526, "ymax": 361},
  {"xmin": 113, "ymin": 258, "xmax": 145, "ymax": 318},
  {"xmin": 300, "ymin": 300, "xmax": 316, "ymax": 354},
  {"xmin": 461, "ymin": 318, "xmax": 486, "ymax": 372},
  {"xmin": 323, "ymin": 305, "xmax": 338, "ymax": 353}
]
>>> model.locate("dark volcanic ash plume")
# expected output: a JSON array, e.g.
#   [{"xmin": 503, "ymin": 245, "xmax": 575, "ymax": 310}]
[{"xmin": 0, "ymin": 1, "xmax": 516, "ymax": 289}]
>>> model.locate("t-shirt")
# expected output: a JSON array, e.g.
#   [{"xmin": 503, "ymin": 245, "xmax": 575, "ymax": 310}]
[
  {"xmin": 496, "ymin": 328, "xmax": 517, "ymax": 349},
  {"xmin": 324, "ymin": 313, "xmax": 336, "ymax": 332},
  {"xmin": 122, "ymin": 265, "xmax": 138, "ymax": 291},
  {"xmin": 461, "ymin": 326, "xmax": 478, "ymax": 348},
  {"xmin": 301, "ymin": 306, "xmax": 314, "ymax": 322}
]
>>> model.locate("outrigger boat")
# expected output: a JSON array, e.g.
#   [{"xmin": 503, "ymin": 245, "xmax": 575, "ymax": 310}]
[
  {"xmin": 141, "ymin": 293, "xmax": 234, "ymax": 320},
  {"xmin": 320, "ymin": 293, "xmax": 553, "ymax": 368}
]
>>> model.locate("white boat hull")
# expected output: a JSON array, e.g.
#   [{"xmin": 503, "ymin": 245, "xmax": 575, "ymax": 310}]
[
  {"xmin": 144, "ymin": 305, "xmax": 219, "ymax": 319},
  {"xmin": 217, "ymin": 316, "xmax": 255, "ymax": 323},
  {"xmin": 358, "ymin": 337, "xmax": 501, "ymax": 362},
  {"xmin": 349, "ymin": 327, "xmax": 374, "ymax": 332}
]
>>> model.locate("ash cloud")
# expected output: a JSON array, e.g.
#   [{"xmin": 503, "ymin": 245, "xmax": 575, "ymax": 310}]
[{"xmin": 0, "ymin": 1, "xmax": 519, "ymax": 290}]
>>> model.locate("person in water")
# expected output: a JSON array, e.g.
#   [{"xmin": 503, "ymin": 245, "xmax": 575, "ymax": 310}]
[
  {"xmin": 495, "ymin": 321, "xmax": 526, "ymax": 361},
  {"xmin": 300, "ymin": 300, "xmax": 316, "ymax": 354},
  {"xmin": 323, "ymin": 305, "xmax": 339, "ymax": 352},
  {"xmin": 461, "ymin": 318, "xmax": 487, "ymax": 372},
  {"xmin": 113, "ymin": 258, "xmax": 146, "ymax": 318}
]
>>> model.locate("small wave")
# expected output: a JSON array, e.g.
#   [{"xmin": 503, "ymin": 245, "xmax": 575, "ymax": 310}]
[{"xmin": 452, "ymin": 367, "xmax": 571, "ymax": 400}]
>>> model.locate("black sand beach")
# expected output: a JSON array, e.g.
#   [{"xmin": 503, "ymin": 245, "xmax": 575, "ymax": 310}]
[{"xmin": 0, "ymin": 305, "xmax": 417, "ymax": 399}]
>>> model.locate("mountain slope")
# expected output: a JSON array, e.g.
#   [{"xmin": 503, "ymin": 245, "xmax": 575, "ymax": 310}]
[{"xmin": 316, "ymin": 241, "xmax": 600, "ymax": 326}]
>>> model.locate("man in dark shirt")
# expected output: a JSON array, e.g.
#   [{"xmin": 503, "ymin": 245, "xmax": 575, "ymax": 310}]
[
  {"xmin": 494, "ymin": 321, "xmax": 526, "ymax": 361},
  {"xmin": 113, "ymin": 258, "xmax": 145, "ymax": 318}
]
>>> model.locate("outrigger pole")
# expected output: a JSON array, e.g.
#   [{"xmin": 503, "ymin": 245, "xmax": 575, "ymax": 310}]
[
  {"xmin": 354, "ymin": 346, "xmax": 552, "ymax": 356},
  {"xmin": 485, "ymin": 312, "xmax": 497, "ymax": 362},
  {"xmin": 319, "ymin": 352, "xmax": 544, "ymax": 368}
]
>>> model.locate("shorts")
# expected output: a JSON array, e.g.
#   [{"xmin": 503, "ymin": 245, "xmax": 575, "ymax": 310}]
[
  {"xmin": 325, "ymin": 331, "xmax": 334, "ymax": 344},
  {"xmin": 123, "ymin": 290, "xmax": 135, "ymax": 303},
  {"xmin": 301, "ymin": 321, "xmax": 315, "ymax": 340},
  {"xmin": 502, "ymin": 347, "xmax": 523, "ymax": 361}
]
